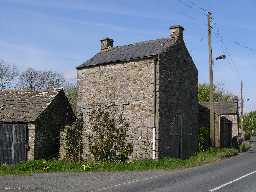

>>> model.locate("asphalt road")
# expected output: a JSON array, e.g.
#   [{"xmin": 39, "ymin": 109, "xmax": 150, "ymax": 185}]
[{"xmin": 1, "ymin": 139, "xmax": 256, "ymax": 192}]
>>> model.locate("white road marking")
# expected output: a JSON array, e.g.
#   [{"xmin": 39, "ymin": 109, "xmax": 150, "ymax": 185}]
[
  {"xmin": 209, "ymin": 170, "xmax": 256, "ymax": 192},
  {"xmin": 94, "ymin": 174, "xmax": 165, "ymax": 192},
  {"xmin": 4, "ymin": 186, "xmax": 22, "ymax": 191}
]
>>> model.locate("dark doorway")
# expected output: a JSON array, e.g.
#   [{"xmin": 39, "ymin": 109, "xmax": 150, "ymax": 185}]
[{"xmin": 220, "ymin": 117, "xmax": 232, "ymax": 147}]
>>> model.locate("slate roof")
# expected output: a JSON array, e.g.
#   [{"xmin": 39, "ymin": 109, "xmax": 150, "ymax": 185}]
[
  {"xmin": 77, "ymin": 38, "xmax": 176, "ymax": 69},
  {"xmin": 200, "ymin": 102, "xmax": 238, "ymax": 115},
  {"xmin": 0, "ymin": 90, "xmax": 61, "ymax": 122}
]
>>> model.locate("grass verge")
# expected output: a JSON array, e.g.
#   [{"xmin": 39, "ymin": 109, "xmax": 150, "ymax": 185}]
[
  {"xmin": 239, "ymin": 143, "xmax": 251, "ymax": 152},
  {"xmin": 0, "ymin": 148, "xmax": 238, "ymax": 176}
]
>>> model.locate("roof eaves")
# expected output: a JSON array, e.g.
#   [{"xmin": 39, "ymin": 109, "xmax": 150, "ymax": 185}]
[
  {"xmin": 77, "ymin": 55, "xmax": 157, "ymax": 70},
  {"xmin": 0, "ymin": 120, "xmax": 35, "ymax": 124}
]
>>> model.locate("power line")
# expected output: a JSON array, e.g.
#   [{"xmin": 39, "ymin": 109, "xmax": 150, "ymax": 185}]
[
  {"xmin": 176, "ymin": 0, "xmax": 208, "ymax": 16},
  {"xmin": 211, "ymin": 20, "xmax": 241, "ymax": 80},
  {"xmin": 233, "ymin": 41, "xmax": 256, "ymax": 53},
  {"xmin": 176, "ymin": 0, "xmax": 246, "ymax": 83}
]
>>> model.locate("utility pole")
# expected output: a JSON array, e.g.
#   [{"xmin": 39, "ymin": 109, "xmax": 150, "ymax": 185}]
[
  {"xmin": 208, "ymin": 12, "xmax": 215, "ymax": 146},
  {"xmin": 240, "ymin": 80, "xmax": 244, "ymax": 132}
]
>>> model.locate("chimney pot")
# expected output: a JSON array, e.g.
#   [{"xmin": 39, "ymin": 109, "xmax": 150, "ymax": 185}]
[
  {"xmin": 100, "ymin": 37, "xmax": 114, "ymax": 51},
  {"xmin": 169, "ymin": 25, "xmax": 184, "ymax": 41}
]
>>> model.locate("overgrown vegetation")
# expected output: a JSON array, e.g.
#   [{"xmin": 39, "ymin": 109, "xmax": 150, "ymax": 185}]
[
  {"xmin": 242, "ymin": 111, "xmax": 256, "ymax": 140},
  {"xmin": 64, "ymin": 113, "xmax": 83, "ymax": 161},
  {"xmin": 198, "ymin": 127, "xmax": 210, "ymax": 152},
  {"xmin": 88, "ymin": 107, "xmax": 133, "ymax": 162},
  {"xmin": 65, "ymin": 84, "xmax": 77, "ymax": 112},
  {"xmin": 198, "ymin": 83, "xmax": 234, "ymax": 102},
  {"xmin": 239, "ymin": 143, "xmax": 251, "ymax": 152},
  {"xmin": 0, "ymin": 148, "xmax": 238, "ymax": 175}
]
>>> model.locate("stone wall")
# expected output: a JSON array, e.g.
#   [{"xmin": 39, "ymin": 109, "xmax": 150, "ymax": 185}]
[
  {"xmin": 158, "ymin": 42, "xmax": 198, "ymax": 158},
  {"xmin": 34, "ymin": 92, "xmax": 75, "ymax": 159},
  {"xmin": 59, "ymin": 125, "xmax": 68, "ymax": 160},
  {"xmin": 224, "ymin": 115, "xmax": 239, "ymax": 137},
  {"xmin": 77, "ymin": 58, "xmax": 156, "ymax": 160}
]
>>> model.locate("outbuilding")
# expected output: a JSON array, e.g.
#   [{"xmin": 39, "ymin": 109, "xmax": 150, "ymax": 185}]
[
  {"xmin": 199, "ymin": 101, "xmax": 239, "ymax": 147},
  {"xmin": 0, "ymin": 89, "xmax": 75, "ymax": 164}
]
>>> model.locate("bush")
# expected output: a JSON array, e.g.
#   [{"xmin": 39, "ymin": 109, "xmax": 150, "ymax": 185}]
[
  {"xmin": 198, "ymin": 127, "xmax": 210, "ymax": 152},
  {"xmin": 244, "ymin": 133, "xmax": 251, "ymax": 141},
  {"xmin": 65, "ymin": 85, "xmax": 77, "ymax": 112},
  {"xmin": 64, "ymin": 114, "xmax": 83, "ymax": 161},
  {"xmin": 239, "ymin": 143, "xmax": 251, "ymax": 152},
  {"xmin": 242, "ymin": 111, "xmax": 256, "ymax": 139},
  {"xmin": 88, "ymin": 107, "xmax": 133, "ymax": 162}
]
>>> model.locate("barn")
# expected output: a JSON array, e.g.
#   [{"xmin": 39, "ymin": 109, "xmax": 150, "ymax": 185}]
[{"xmin": 0, "ymin": 89, "xmax": 75, "ymax": 164}]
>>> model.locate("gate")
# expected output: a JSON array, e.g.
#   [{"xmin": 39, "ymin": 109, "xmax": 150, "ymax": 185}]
[{"xmin": 0, "ymin": 123, "xmax": 27, "ymax": 164}]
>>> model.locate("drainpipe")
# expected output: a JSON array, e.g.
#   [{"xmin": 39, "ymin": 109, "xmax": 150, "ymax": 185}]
[
  {"xmin": 152, "ymin": 127, "xmax": 156, "ymax": 160},
  {"xmin": 219, "ymin": 114, "xmax": 223, "ymax": 147}
]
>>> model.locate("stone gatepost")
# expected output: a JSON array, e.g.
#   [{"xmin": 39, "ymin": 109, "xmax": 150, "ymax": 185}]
[
  {"xmin": 27, "ymin": 123, "xmax": 35, "ymax": 160},
  {"xmin": 59, "ymin": 126, "xmax": 69, "ymax": 160}
]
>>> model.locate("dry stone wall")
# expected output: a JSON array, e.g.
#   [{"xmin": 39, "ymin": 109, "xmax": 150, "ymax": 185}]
[{"xmin": 224, "ymin": 115, "xmax": 239, "ymax": 137}]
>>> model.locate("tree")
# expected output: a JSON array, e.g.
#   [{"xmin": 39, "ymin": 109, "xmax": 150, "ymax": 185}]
[
  {"xmin": 41, "ymin": 71, "xmax": 65, "ymax": 89},
  {"xmin": 198, "ymin": 83, "xmax": 234, "ymax": 102},
  {"xmin": 88, "ymin": 107, "xmax": 133, "ymax": 162},
  {"xmin": 242, "ymin": 111, "xmax": 256, "ymax": 139},
  {"xmin": 18, "ymin": 68, "xmax": 40, "ymax": 91},
  {"xmin": 19, "ymin": 68, "xmax": 65, "ymax": 91},
  {"xmin": 0, "ymin": 59, "xmax": 18, "ymax": 89},
  {"xmin": 64, "ymin": 83, "xmax": 77, "ymax": 113}
]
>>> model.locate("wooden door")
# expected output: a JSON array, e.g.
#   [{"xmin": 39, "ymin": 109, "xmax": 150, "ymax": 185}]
[{"xmin": 0, "ymin": 124, "xmax": 27, "ymax": 164}]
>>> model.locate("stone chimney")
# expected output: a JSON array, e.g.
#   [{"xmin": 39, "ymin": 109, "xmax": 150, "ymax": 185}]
[
  {"xmin": 100, "ymin": 37, "xmax": 114, "ymax": 51},
  {"xmin": 169, "ymin": 25, "xmax": 184, "ymax": 41}
]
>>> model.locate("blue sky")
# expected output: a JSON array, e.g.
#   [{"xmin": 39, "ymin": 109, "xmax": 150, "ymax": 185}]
[{"xmin": 0, "ymin": 0, "xmax": 256, "ymax": 111}]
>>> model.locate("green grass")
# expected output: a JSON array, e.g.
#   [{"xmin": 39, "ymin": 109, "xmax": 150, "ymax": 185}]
[
  {"xmin": 239, "ymin": 143, "xmax": 251, "ymax": 152},
  {"xmin": 0, "ymin": 148, "xmax": 238, "ymax": 176}
]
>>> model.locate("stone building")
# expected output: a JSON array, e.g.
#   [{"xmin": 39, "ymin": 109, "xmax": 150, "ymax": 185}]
[
  {"xmin": 199, "ymin": 101, "xmax": 239, "ymax": 147},
  {"xmin": 0, "ymin": 89, "xmax": 75, "ymax": 164},
  {"xmin": 77, "ymin": 25, "xmax": 198, "ymax": 160}
]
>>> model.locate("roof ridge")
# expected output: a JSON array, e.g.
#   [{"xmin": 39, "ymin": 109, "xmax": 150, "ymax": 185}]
[
  {"xmin": 116, "ymin": 37, "xmax": 170, "ymax": 47},
  {"xmin": 0, "ymin": 89, "xmax": 61, "ymax": 94}
]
